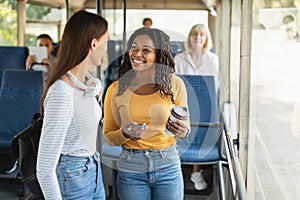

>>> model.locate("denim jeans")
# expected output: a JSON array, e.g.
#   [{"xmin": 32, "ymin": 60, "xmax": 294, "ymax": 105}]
[
  {"xmin": 56, "ymin": 152, "xmax": 106, "ymax": 200},
  {"xmin": 117, "ymin": 145, "xmax": 184, "ymax": 200}
]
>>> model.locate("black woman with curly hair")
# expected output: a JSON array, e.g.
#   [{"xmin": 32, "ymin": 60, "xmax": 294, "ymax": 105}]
[{"xmin": 103, "ymin": 27, "xmax": 190, "ymax": 200}]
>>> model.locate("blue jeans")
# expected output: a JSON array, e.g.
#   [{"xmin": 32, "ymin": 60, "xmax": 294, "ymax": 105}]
[
  {"xmin": 117, "ymin": 145, "xmax": 184, "ymax": 200},
  {"xmin": 56, "ymin": 153, "xmax": 106, "ymax": 200}
]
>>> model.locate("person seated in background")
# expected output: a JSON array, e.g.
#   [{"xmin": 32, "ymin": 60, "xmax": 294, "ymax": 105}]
[
  {"xmin": 26, "ymin": 34, "xmax": 56, "ymax": 72},
  {"xmin": 142, "ymin": 17, "xmax": 153, "ymax": 28},
  {"xmin": 174, "ymin": 23, "xmax": 219, "ymax": 191}
]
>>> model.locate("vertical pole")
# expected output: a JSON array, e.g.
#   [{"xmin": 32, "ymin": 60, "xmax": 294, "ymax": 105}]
[
  {"xmin": 113, "ymin": 0, "xmax": 117, "ymax": 36},
  {"xmin": 65, "ymin": 0, "xmax": 69, "ymax": 20},
  {"xmin": 238, "ymin": 0, "xmax": 253, "ymax": 195},
  {"xmin": 96, "ymin": 0, "xmax": 103, "ymax": 16},
  {"xmin": 219, "ymin": 0, "xmax": 232, "ymax": 111},
  {"xmin": 96, "ymin": 0, "xmax": 103, "ymax": 79},
  {"xmin": 17, "ymin": 0, "xmax": 26, "ymax": 46},
  {"xmin": 122, "ymin": 0, "xmax": 127, "ymax": 51},
  {"xmin": 208, "ymin": 12, "xmax": 216, "ymax": 48}
]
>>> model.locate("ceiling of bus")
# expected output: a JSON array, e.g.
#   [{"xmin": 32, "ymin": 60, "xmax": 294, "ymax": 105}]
[{"xmin": 27, "ymin": 0, "xmax": 217, "ymax": 10}]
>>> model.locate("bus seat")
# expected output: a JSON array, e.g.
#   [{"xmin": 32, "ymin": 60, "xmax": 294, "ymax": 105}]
[
  {"xmin": 176, "ymin": 75, "xmax": 227, "ymax": 197},
  {"xmin": 98, "ymin": 121, "xmax": 122, "ymax": 200},
  {"xmin": 0, "ymin": 46, "xmax": 28, "ymax": 88},
  {"xmin": 0, "ymin": 69, "xmax": 43, "ymax": 173},
  {"xmin": 107, "ymin": 40, "xmax": 123, "ymax": 66},
  {"xmin": 51, "ymin": 41, "xmax": 60, "ymax": 57},
  {"xmin": 102, "ymin": 40, "xmax": 123, "ymax": 102},
  {"xmin": 177, "ymin": 75, "xmax": 220, "ymax": 161},
  {"xmin": 171, "ymin": 41, "xmax": 185, "ymax": 57}
]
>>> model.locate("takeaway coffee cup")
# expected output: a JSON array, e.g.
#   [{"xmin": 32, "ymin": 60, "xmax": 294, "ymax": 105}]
[{"xmin": 165, "ymin": 106, "xmax": 188, "ymax": 136}]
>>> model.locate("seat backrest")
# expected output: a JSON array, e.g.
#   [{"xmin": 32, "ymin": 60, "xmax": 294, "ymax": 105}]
[
  {"xmin": 177, "ymin": 75, "xmax": 220, "ymax": 162},
  {"xmin": 102, "ymin": 40, "xmax": 124, "ymax": 102},
  {"xmin": 0, "ymin": 46, "xmax": 28, "ymax": 87},
  {"xmin": 179, "ymin": 75, "xmax": 218, "ymax": 123},
  {"xmin": 0, "ymin": 69, "xmax": 43, "ymax": 139},
  {"xmin": 106, "ymin": 40, "xmax": 123, "ymax": 71},
  {"xmin": 171, "ymin": 41, "xmax": 185, "ymax": 57}
]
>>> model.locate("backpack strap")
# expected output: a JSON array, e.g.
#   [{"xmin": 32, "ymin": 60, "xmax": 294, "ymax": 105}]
[{"xmin": 11, "ymin": 113, "xmax": 42, "ymax": 159}]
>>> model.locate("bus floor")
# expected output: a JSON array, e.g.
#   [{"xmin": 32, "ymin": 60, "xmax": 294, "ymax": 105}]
[{"xmin": 0, "ymin": 164, "xmax": 219, "ymax": 200}]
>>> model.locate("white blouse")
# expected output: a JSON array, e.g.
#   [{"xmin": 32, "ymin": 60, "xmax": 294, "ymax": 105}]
[{"xmin": 174, "ymin": 51, "xmax": 219, "ymax": 90}]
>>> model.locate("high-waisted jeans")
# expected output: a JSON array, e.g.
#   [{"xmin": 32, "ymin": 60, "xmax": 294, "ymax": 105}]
[
  {"xmin": 56, "ymin": 152, "xmax": 106, "ymax": 200},
  {"xmin": 117, "ymin": 145, "xmax": 184, "ymax": 200}
]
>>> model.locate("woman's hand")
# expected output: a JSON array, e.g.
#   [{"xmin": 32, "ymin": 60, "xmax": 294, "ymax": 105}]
[
  {"xmin": 26, "ymin": 55, "xmax": 36, "ymax": 70},
  {"xmin": 122, "ymin": 122, "xmax": 147, "ymax": 140},
  {"xmin": 166, "ymin": 119, "xmax": 189, "ymax": 139}
]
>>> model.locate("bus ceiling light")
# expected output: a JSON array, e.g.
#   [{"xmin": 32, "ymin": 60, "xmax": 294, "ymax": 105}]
[{"xmin": 209, "ymin": 7, "xmax": 217, "ymax": 17}]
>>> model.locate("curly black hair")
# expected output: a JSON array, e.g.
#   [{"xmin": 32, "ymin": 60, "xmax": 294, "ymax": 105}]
[{"xmin": 118, "ymin": 27, "xmax": 175, "ymax": 104}]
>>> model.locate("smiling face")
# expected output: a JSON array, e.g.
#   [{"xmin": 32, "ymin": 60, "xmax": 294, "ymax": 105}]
[
  {"xmin": 129, "ymin": 34, "xmax": 156, "ymax": 72},
  {"xmin": 186, "ymin": 24, "xmax": 212, "ymax": 52},
  {"xmin": 189, "ymin": 30, "xmax": 207, "ymax": 49}
]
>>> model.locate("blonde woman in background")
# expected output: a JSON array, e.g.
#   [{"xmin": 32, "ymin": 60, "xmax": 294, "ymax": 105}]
[{"xmin": 174, "ymin": 23, "xmax": 219, "ymax": 191}]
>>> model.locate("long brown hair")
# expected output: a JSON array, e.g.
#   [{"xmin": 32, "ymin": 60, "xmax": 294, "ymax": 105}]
[
  {"xmin": 118, "ymin": 27, "xmax": 175, "ymax": 103},
  {"xmin": 40, "ymin": 10, "xmax": 108, "ymax": 114}
]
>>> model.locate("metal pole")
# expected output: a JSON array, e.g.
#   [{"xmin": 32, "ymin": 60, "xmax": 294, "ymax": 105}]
[
  {"xmin": 65, "ymin": 0, "xmax": 69, "ymax": 20},
  {"xmin": 96, "ymin": 0, "xmax": 103, "ymax": 16},
  {"xmin": 113, "ymin": 0, "xmax": 117, "ymax": 36},
  {"xmin": 222, "ymin": 113, "xmax": 247, "ymax": 199},
  {"xmin": 96, "ymin": 0, "xmax": 103, "ymax": 79},
  {"xmin": 122, "ymin": 0, "xmax": 126, "ymax": 51}
]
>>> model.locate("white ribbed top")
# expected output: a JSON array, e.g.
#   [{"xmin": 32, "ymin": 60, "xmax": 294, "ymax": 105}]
[
  {"xmin": 36, "ymin": 77, "xmax": 102, "ymax": 200},
  {"xmin": 174, "ymin": 51, "xmax": 219, "ymax": 90}
]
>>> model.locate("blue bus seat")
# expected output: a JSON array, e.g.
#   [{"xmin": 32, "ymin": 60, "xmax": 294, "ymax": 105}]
[
  {"xmin": 0, "ymin": 46, "xmax": 28, "ymax": 88},
  {"xmin": 171, "ymin": 41, "xmax": 185, "ymax": 57},
  {"xmin": 177, "ymin": 75, "xmax": 222, "ymax": 162},
  {"xmin": 102, "ymin": 40, "xmax": 123, "ymax": 102},
  {"xmin": 176, "ymin": 75, "xmax": 227, "ymax": 197},
  {"xmin": 0, "ymin": 69, "xmax": 43, "ymax": 173},
  {"xmin": 99, "ymin": 124, "xmax": 122, "ymax": 200}
]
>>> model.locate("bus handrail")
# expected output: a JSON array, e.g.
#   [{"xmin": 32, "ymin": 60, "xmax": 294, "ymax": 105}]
[{"xmin": 221, "ymin": 112, "xmax": 247, "ymax": 200}]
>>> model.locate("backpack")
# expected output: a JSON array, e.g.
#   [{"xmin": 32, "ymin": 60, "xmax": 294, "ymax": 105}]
[{"xmin": 11, "ymin": 113, "xmax": 44, "ymax": 200}]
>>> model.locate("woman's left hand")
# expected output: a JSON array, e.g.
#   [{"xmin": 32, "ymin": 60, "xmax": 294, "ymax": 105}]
[{"xmin": 166, "ymin": 119, "xmax": 189, "ymax": 139}]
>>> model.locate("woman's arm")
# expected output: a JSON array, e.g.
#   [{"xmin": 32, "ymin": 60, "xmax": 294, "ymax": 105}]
[
  {"xmin": 103, "ymin": 82, "xmax": 130, "ymax": 146},
  {"xmin": 37, "ymin": 92, "xmax": 73, "ymax": 200}
]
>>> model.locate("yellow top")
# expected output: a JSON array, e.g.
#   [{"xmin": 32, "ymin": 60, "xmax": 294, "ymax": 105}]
[{"xmin": 103, "ymin": 74, "xmax": 190, "ymax": 150}]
